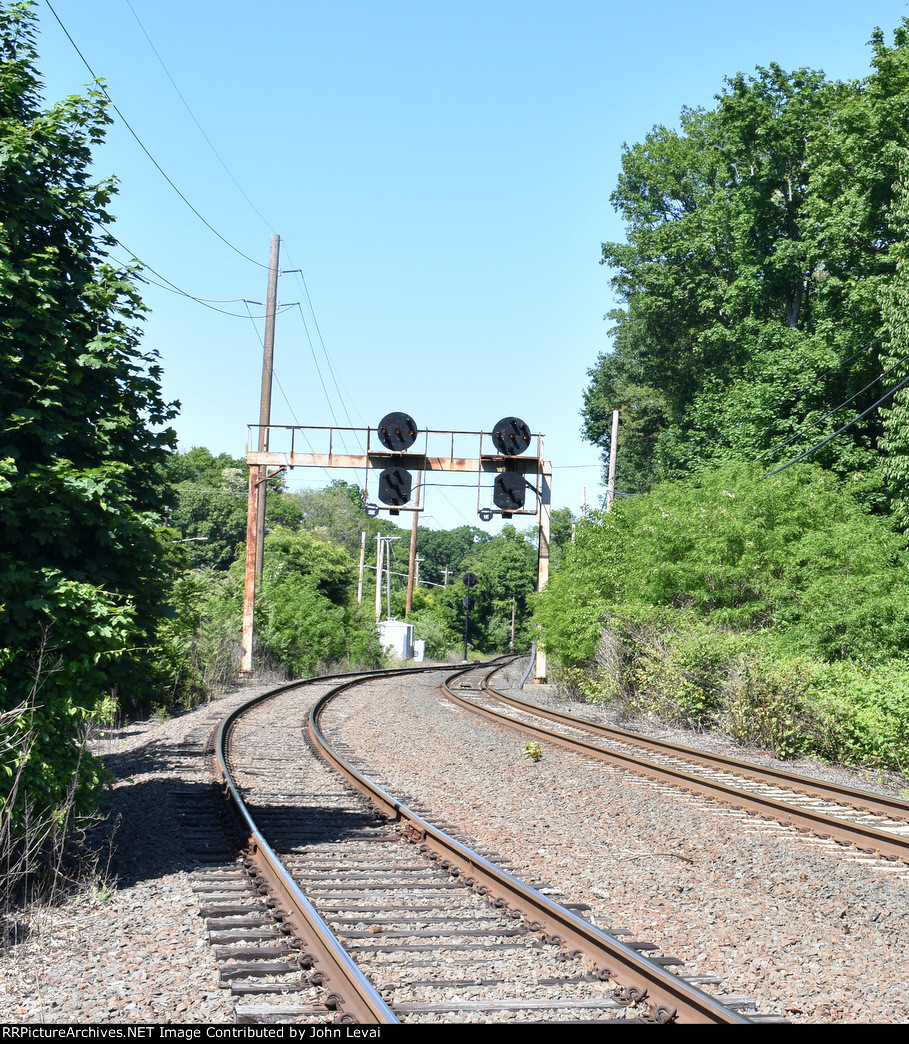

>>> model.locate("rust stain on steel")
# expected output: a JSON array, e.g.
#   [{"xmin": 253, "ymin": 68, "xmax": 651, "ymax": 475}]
[{"xmin": 247, "ymin": 450, "xmax": 543, "ymax": 475}]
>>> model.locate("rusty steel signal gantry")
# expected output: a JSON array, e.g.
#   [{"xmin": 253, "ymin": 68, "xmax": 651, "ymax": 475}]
[{"xmin": 240, "ymin": 423, "xmax": 553, "ymax": 681}]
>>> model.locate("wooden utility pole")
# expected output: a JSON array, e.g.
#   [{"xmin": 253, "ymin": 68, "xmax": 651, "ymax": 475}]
[
  {"xmin": 255, "ymin": 234, "xmax": 281, "ymax": 579},
  {"xmin": 240, "ymin": 234, "xmax": 281, "ymax": 675},
  {"xmin": 405, "ymin": 476, "xmax": 421, "ymax": 617},
  {"xmin": 534, "ymin": 460, "xmax": 552, "ymax": 683},
  {"xmin": 605, "ymin": 409, "xmax": 619, "ymax": 512},
  {"xmin": 357, "ymin": 530, "xmax": 366, "ymax": 605}
]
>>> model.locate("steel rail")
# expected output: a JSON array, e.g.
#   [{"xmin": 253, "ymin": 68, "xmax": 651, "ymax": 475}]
[
  {"xmin": 445, "ymin": 670, "xmax": 909, "ymax": 865},
  {"xmin": 308, "ymin": 663, "xmax": 753, "ymax": 1025},
  {"xmin": 214, "ymin": 663, "xmax": 460, "ymax": 1025},
  {"xmin": 483, "ymin": 663, "xmax": 909, "ymax": 823}
]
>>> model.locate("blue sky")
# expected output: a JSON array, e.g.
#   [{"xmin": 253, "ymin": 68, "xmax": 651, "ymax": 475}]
[{"xmin": 34, "ymin": 0, "xmax": 909, "ymax": 531}]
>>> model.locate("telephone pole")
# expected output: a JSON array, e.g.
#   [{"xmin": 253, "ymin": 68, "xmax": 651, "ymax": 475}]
[
  {"xmin": 605, "ymin": 409, "xmax": 619, "ymax": 512},
  {"xmin": 405, "ymin": 475, "xmax": 422, "ymax": 617},
  {"xmin": 240, "ymin": 234, "xmax": 281, "ymax": 675},
  {"xmin": 255, "ymin": 234, "xmax": 281, "ymax": 578}
]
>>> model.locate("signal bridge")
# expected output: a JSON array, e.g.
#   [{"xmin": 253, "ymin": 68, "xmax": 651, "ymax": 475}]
[{"xmin": 241, "ymin": 416, "xmax": 552, "ymax": 682}]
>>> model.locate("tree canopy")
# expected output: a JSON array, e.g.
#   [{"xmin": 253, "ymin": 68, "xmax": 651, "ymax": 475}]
[
  {"xmin": 583, "ymin": 28, "xmax": 909, "ymax": 513},
  {"xmin": 0, "ymin": 2, "xmax": 176, "ymax": 824}
]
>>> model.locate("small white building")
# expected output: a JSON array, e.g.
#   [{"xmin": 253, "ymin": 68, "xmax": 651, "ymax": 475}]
[{"xmin": 378, "ymin": 619, "xmax": 414, "ymax": 660}]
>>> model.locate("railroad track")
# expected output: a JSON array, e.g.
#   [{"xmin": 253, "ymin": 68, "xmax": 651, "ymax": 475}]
[
  {"xmin": 212, "ymin": 662, "xmax": 778, "ymax": 1025},
  {"xmin": 447, "ymin": 660, "xmax": 909, "ymax": 868}
]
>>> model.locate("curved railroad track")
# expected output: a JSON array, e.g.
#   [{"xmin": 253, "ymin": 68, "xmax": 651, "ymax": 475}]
[
  {"xmin": 212, "ymin": 661, "xmax": 778, "ymax": 1025},
  {"xmin": 449, "ymin": 660, "xmax": 909, "ymax": 867}
]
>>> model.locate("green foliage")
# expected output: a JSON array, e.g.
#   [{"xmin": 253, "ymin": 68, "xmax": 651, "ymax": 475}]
[
  {"xmin": 263, "ymin": 527, "xmax": 355, "ymax": 603},
  {"xmin": 881, "ymin": 154, "xmax": 909, "ymax": 531},
  {"xmin": 154, "ymin": 570, "xmax": 242, "ymax": 703},
  {"xmin": 298, "ymin": 480, "xmax": 398, "ymax": 558},
  {"xmin": 409, "ymin": 600, "xmax": 459, "ymax": 660},
  {"xmin": 522, "ymin": 741, "xmax": 543, "ymax": 762},
  {"xmin": 532, "ymin": 513, "xmax": 621, "ymax": 667},
  {"xmin": 537, "ymin": 464, "xmax": 909, "ymax": 770},
  {"xmin": 583, "ymin": 36, "xmax": 909, "ymax": 506},
  {"xmin": 591, "ymin": 465, "xmax": 909, "ymax": 661},
  {"xmin": 415, "ymin": 525, "xmax": 489, "ymax": 587},
  {"xmin": 417, "ymin": 526, "xmax": 538, "ymax": 656},
  {"xmin": 164, "ymin": 447, "xmax": 305, "ymax": 571},
  {"xmin": 243, "ymin": 527, "xmax": 382, "ymax": 678},
  {"xmin": 0, "ymin": 3, "xmax": 176, "ymax": 829},
  {"xmin": 569, "ymin": 18, "xmax": 909, "ymax": 773},
  {"xmin": 721, "ymin": 656, "xmax": 814, "ymax": 759}
]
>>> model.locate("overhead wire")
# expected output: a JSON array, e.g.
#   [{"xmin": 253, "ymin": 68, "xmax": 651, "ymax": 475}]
[
  {"xmin": 49, "ymin": 0, "xmax": 370, "ymax": 478},
  {"xmin": 757, "ymin": 348, "xmax": 909, "ymax": 462},
  {"xmin": 241, "ymin": 302, "xmax": 338, "ymax": 485},
  {"xmin": 612, "ymin": 339, "xmax": 899, "ymax": 486},
  {"xmin": 762, "ymin": 335, "xmax": 881, "ymax": 416},
  {"xmin": 122, "ymin": 0, "xmax": 277, "ymax": 236},
  {"xmin": 281, "ymin": 247, "xmax": 367, "ymax": 447},
  {"xmin": 123, "ymin": 254, "xmax": 288, "ymax": 319},
  {"xmin": 43, "ymin": 0, "xmax": 267, "ymax": 270},
  {"xmin": 762, "ymin": 373, "xmax": 909, "ymax": 478}
]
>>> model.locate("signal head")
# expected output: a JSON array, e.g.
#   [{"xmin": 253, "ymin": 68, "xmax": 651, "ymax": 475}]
[
  {"xmin": 377, "ymin": 412, "xmax": 418, "ymax": 452},
  {"xmin": 491, "ymin": 417, "xmax": 531, "ymax": 456}
]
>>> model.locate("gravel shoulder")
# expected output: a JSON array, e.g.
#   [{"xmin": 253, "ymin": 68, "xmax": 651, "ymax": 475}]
[
  {"xmin": 3, "ymin": 660, "xmax": 908, "ymax": 1025},
  {"xmin": 0, "ymin": 684, "xmax": 272, "ymax": 1025},
  {"xmin": 325, "ymin": 663, "xmax": 909, "ymax": 1024}
]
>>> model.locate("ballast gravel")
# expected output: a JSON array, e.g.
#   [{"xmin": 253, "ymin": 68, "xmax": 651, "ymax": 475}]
[
  {"xmin": 1, "ymin": 660, "xmax": 908, "ymax": 1025},
  {"xmin": 0, "ymin": 684, "xmax": 275, "ymax": 1026},
  {"xmin": 324, "ymin": 664, "xmax": 909, "ymax": 1025}
]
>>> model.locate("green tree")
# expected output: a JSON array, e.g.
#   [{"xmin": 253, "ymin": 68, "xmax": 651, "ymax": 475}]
[
  {"xmin": 415, "ymin": 524, "xmax": 489, "ymax": 587},
  {"xmin": 881, "ymin": 155, "xmax": 909, "ymax": 531},
  {"xmin": 583, "ymin": 50, "xmax": 909, "ymax": 505},
  {"xmin": 297, "ymin": 480, "xmax": 391, "ymax": 556},
  {"xmin": 164, "ymin": 447, "xmax": 307, "ymax": 571},
  {"xmin": 537, "ymin": 464, "xmax": 909, "ymax": 667},
  {"xmin": 0, "ymin": 3, "xmax": 176, "ymax": 826},
  {"xmin": 253, "ymin": 528, "xmax": 382, "ymax": 676},
  {"xmin": 456, "ymin": 526, "xmax": 538, "ymax": 653}
]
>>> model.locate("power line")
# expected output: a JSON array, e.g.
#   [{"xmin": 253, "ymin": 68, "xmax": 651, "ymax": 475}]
[
  {"xmin": 43, "ymin": 0, "xmax": 266, "ymax": 269},
  {"xmin": 122, "ymin": 0, "xmax": 277, "ymax": 236},
  {"xmin": 762, "ymin": 372, "xmax": 909, "ymax": 479},
  {"xmin": 758, "ymin": 348, "xmax": 909, "ymax": 462},
  {"xmin": 282, "ymin": 249, "xmax": 368, "ymax": 440},
  {"xmin": 120, "ymin": 4, "xmax": 365, "ymax": 450},
  {"xmin": 123, "ymin": 254, "xmax": 287, "ymax": 318},
  {"xmin": 292, "ymin": 303, "xmax": 354, "ymax": 451},
  {"xmin": 764, "ymin": 336, "xmax": 881, "ymax": 416}
]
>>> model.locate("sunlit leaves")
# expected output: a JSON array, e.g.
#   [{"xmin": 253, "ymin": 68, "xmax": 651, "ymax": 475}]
[{"xmin": 0, "ymin": 2, "xmax": 176, "ymax": 828}]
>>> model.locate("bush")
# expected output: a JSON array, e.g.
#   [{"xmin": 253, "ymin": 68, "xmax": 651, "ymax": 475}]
[
  {"xmin": 537, "ymin": 465, "xmax": 909, "ymax": 771},
  {"xmin": 721, "ymin": 655, "xmax": 814, "ymax": 759}
]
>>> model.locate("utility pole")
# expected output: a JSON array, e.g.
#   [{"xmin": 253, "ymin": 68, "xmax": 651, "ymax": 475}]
[
  {"xmin": 374, "ymin": 534, "xmax": 400, "ymax": 620},
  {"xmin": 534, "ymin": 461, "xmax": 552, "ymax": 683},
  {"xmin": 255, "ymin": 234, "xmax": 281, "ymax": 579},
  {"xmin": 405, "ymin": 476, "xmax": 421, "ymax": 618},
  {"xmin": 240, "ymin": 234, "xmax": 281, "ymax": 676},
  {"xmin": 605, "ymin": 409, "xmax": 619, "ymax": 513},
  {"xmin": 357, "ymin": 531, "xmax": 366, "ymax": 605}
]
